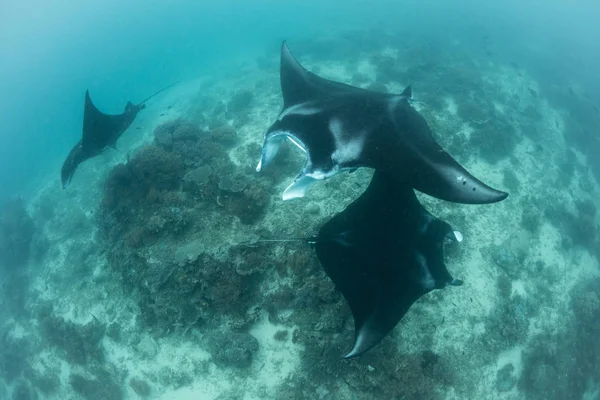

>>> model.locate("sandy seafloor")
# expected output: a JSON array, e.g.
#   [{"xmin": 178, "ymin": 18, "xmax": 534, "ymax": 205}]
[{"xmin": 2, "ymin": 32, "xmax": 600, "ymax": 400}]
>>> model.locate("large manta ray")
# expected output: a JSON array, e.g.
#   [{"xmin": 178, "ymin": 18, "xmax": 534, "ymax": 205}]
[
  {"xmin": 257, "ymin": 42, "xmax": 508, "ymax": 204},
  {"xmin": 60, "ymin": 83, "xmax": 177, "ymax": 188},
  {"xmin": 313, "ymin": 170, "xmax": 464, "ymax": 358},
  {"xmin": 255, "ymin": 42, "xmax": 509, "ymax": 358}
]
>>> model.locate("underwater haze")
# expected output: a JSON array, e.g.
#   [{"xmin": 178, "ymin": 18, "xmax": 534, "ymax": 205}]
[
  {"xmin": 1, "ymin": 0, "xmax": 599, "ymax": 198},
  {"xmin": 1, "ymin": 0, "xmax": 600, "ymax": 399}
]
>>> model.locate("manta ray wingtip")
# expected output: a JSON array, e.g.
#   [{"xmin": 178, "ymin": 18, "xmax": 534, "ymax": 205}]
[
  {"xmin": 342, "ymin": 340, "xmax": 368, "ymax": 359},
  {"xmin": 342, "ymin": 350, "xmax": 360, "ymax": 360},
  {"xmin": 484, "ymin": 189, "xmax": 509, "ymax": 204}
]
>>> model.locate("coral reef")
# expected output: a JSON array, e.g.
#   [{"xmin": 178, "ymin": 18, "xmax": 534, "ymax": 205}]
[
  {"xmin": 0, "ymin": 333, "xmax": 31, "ymax": 383},
  {"xmin": 486, "ymin": 294, "xmax": 535, "ymax": 351},
  {"xmin": 70, "ymin": 371, "xmax": 123, "ymax": 400},
  {"xmin": 98, "ymin": 115, "xmax": 280, "ymax": 337},
  {"xmin": 544, "ymin": 198, "xmax": 598, "ymax": 252},
  {"xmin": 496, "ymin": 363, "xmax": 517, "ymax": 392},
  {"xmin": 102, "ymin": 146, "xmax": 185, "ymax": 215},
  {"xmin": 153, "ymin": 118, "xmax": 204, "ymax": 149},
  {"xmin": 38, "ymin": 304, "xmax": 105, "ymax": 365},
  {"xmin": 204, "ymin": 330, "xmax": 259, "ymax": 368},
  {"xmin": 502, "ymin": 168, "xmax": 520, "ymax": 193},
  {"xmin": 129, "ymin": 377, "xmax": 151, "ymax": 397},
  {"xmin": 132, "ymin": 250, "xmax": 259, "ymax": 334},
  {"xmin": 521, "ymin": 207, "xmax": 541, "ymax": 234},
  {"xmin": 468, "ymin": 118, "xmax": 519, "ymax": 164},
  {"xmin": 157, "ymin": 366, "xmax": 193, "ymax": 389},
  {"xmin": 487, "ymin": 230, "xmax": 530, "ymax": 279},
  {"xmin": 519, "ymin": 278, "xmax": 600, "ymax": 400}
]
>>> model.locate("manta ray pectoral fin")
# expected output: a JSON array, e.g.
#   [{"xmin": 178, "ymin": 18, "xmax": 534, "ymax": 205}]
[
  {"xmin": 410, "ymin": 150, "xmax": 508, "ymax": 204},
  {"xmin": 343, "ymin": 326, "xmax": 386, "ymax": 359},
  {"xmin": 282, "ymin": 174, "xmax": 318, "ymax": 200},
  {"xmin": 400, "ymin": 85, "xmax": 412, "ymax": 98},
  {"xmin": 280, "ymin": 41, "xmax": 371, "ymax": 109}
]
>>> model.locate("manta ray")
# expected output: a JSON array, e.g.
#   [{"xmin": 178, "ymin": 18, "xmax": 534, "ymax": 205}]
[
  {"xmin": 255, "ymin": 42, "xmax": 509, "ymax": 358},
  {"xmin": 256, "ymin": 41, "xmax": 508, "ymax": 204},
  {"xmin": 313, "ymin": 170, "xmax": 464, "ymax": 358},
  {"xmin": 60, "ymin": 82, "xmax": 177, "ymax": 188}
]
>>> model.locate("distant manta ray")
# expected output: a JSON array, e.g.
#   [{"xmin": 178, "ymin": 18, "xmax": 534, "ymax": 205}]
[
  {"xmin": 60, "ymin": 82, "xmax": 178, "ymax": 188},
  {"xmin": 257, "ymin": 41, "xmax": 508, "ymax": 204}
]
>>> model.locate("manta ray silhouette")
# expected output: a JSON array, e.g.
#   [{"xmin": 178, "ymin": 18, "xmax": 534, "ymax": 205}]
[
  {"xmin": 60, "ymin": 82, "xmax": 178, "ymax": 188},
  {"xmin": 256, "ymin": 42, "xmax": 509, "ymax": 358},
  {"xmin": 257, "ymin": 41, "xmax": 508, "ymax": 204},
  {"xmin": 313, "ymin": 170, "xmax": 463, "ymax": 358}
]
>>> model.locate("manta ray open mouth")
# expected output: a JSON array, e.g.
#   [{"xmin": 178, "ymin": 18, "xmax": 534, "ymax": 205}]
[{"xmin": 257, "ymin": 41, "xmax": 508, "ymax": 204}]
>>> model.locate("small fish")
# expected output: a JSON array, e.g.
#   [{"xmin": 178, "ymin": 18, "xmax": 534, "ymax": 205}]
[{"xmin": 528, "ymin": 88, "xmax": 538, "ymax": 99}]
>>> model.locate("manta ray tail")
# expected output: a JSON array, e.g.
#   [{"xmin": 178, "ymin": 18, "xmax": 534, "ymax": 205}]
[{"xmin": 138, "ymin": 80, "xmax": 181, "ymax": 105}]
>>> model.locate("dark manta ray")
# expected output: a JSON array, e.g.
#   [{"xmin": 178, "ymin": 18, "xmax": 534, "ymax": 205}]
[
  {"xmin": 314, "ymin": 170, "xmax": 464, "ymax": 358},
  {"xmin": 256, "ymin": 41, "xmax": 508, "ymax": 204},
  {"xmin": 60, "ymin": 82, "xmax": 177, "ymax": 188}
]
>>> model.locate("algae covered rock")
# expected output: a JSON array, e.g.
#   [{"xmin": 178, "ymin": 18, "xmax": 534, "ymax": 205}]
[
  {"xmin": 183, "ymin": 165, "xmax": 212, "ymax": 189},
  {"xmin": 154, "ymin": 118, "xmax": 204, "ymax": 148},
  {"xmin": 496, "ymin": 363, "xmax": 517, "ymax": 392},
  {"xmin": 218, "ymin": 174, "xmax": 247, "ymax": 193},
  {"xmin": 205, "ymin": 331, "xmax": 259, "ymax": 368},
  {"xmin": 174, "ymin": 241, "xmax": 204, "ymax": 266},
  {"xmin": 129, "ymin": 377, "xmax": 151, "ymax": 397},
  {"xmin": 70, "ymin": 373, "xmax": 122, "ymax": 400},
  {"xmin": 39, "ymin": 305, "xmax": 105, "ymax": 365}
]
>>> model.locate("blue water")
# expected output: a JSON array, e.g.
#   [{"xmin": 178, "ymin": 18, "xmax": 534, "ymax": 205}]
[
  {"xmin": 1, "ymin": 1, "xmax": 600, "ymax": 398},
  {"xmin": 1, "ymin": 0, "xmax": 598, "ymax": 202}
]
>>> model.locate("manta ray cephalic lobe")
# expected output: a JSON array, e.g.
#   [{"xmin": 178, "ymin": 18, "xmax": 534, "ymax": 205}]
[{"xmin": 257, "ymin": 41, "xmax": 508, "ymax": 204}]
